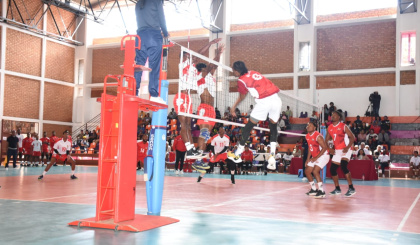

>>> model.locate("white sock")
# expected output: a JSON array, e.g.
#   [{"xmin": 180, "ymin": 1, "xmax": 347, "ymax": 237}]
[
  {"xmin": 309, "ymin": 181, "xmax": 316, "ymax": 190},
  {"xmin": 318, "ymin": 182, "xmax": 324, "ymax": 192},
  {"xmin": 43, "ymin": 171, "xmax": 47, "ymax": 176},
  {"xmin": 72, "ymin": 170, "xmax": 75, "ymax": 175},
  {"xmin": 185, "ymin": 142, "xmax": 194, "ymax": 151},
  {"xmin": 235, "ymin": 145, "xmax": 245, "ymax": 156},
  {"xmin": 270, "ymin": 142, "xmax": 276, "ymax": 155}
]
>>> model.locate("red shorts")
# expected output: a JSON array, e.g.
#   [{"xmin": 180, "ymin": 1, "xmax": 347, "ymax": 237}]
[
  {"xmin": 32, "ymin": 151, "xmax": 41, "ymax": 157},
  {"xmin": 52, "ymin": 154, "xmax": 67, "ymax": 162},
  {"xmin": 24, "ymin": 148, "xmax": 32, "ymax": 155},
  {"xmin": 19, "ymin": 148, "xmax": 23, "ymax": 153},
  {"xmin": 210, "ymin": 152, "xmax": 227, "ymax": 163},
  {"xmin": 173, "ymin": 93, "xmax": 192, "ymax": 114},
  {"xmin": 42, "ymin": 147, "xmax": 49, "ymax": 153},
  {"xmin": 197, "ymin": 103, "xmax": 215, "ymax": 126},
  {"xmin": 137, "ymin": 154, "xmax": 147, "ymax": 163}
]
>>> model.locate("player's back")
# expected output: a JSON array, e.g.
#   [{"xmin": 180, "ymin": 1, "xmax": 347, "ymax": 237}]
[{"xmin": 237, "ymin": 71, "xmax": 280, "ymax": 99}]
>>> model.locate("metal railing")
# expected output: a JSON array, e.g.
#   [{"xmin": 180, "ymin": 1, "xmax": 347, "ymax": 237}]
[{"xmin": 72, "ymin": 114, "xmax": 101, "ymax": 139}]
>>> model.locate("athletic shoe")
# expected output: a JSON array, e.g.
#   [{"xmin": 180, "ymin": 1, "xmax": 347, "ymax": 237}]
[
  {"xmin": 227, "ymin": 152, "xmax": 242, "ymax": 163},
  {"xmin": 186, "ymin": 148, "xmax": 202, "ymax": 159},
  {"xmin": 344, "ymin": 188, "xmax": 356, "ymax": 197},
  {"xmin": 70, "ymin": 175, "xmax": 78, "ymax": 180},
  {"xmin": 306, "ymin": 189, "xmax": 318, "ymax": 196},
  {"xmin": 329, "ymin": 189, "xmax": 342, "ymax": 195},
  {"xmin": 302, "ymin": 177, "xmax": 308, "ymax": 182},
  {"xmin": 267, "ymin": 154, "xmax": 276, "ymax": 170},
  {"xmin": 53, "ymin": 163, "xmax": 57, "ymax": 166},
  {"xmin": 197, "ymin": 176, "xmax": 202, "ymax": 183},
  {"xmin": 150, "ymin": 96, "xmax": 166, "ymax": 105},
  {"xmin": 315, "ymin": 190, "xmax": 326, "ymax": 198},
  {"xmin": 180, "ymin": 170, "xmax": 183, "ymax": 175},
  {"xmin": 38, "ymin": 175, "xmax": 44, "ymax": 180},
  {"xmin": 192, "ymin": 160, "xmax": 210, "ymax": 170},
  {"xmin": 175, "ymin": 170, "xmax": 179, "ymax": 175}
]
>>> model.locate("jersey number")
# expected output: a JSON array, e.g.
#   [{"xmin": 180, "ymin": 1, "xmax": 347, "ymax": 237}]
[
  {"xmin": 309, "ymin": 144, "xmax": 313, "ymax": 152},
  {"xmin": 333, "ymin": 134, "xmax": 337, "ymax": 141},
  {"xmin": 61, "ymin": 147, "xmax": 67, "ymax": 152}
]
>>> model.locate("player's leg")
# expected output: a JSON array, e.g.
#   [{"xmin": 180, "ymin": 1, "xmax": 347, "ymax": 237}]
[
  {"xmin": 38, "ymin": 157, "xmax": 58, "ymax": 179},
  {"xmin": 305, "ymin": 160, "xmax": 317, "ymax": 196},
  {"xmin": 227, "ymin": 118, "xmax": 257, "ymax": 163},
  {"xmin": 198, "ymin": 124, "xmax": 212, "ymax": 153},
  {"xmin": 174, "ymin": 150, "xmax": 180, "ymax": 174},
  {"xmin": 134, "ymin": 30, "xmax": 149, "ymax": 96},
  {"xmin": 179, "ymin": 150, "xmax": 185, "ymax": 175},
  {"xmin": 313, "ymin": 156, "xmax": 329, "ymax": 198},
  {"xmin": 145, "ymin": 30, "xmax": 163, "ymax": 99},
  {"xmin": 226, "ymin": 159, "xmax": 236, "ymax": 184},
  {"xmin": 341, "ymin": 151, "xmax": 356, "ymax": 196},
  {"xmin": 267, "ymin": 95, "xmax": 282, "ymax": 170},
  {"xmin": 18, "ymin": 149, "xmax": 23, "ymax": 166},
  {"xmin": 67, "ymin": 156, "xmax": 78, "ymax": 179}
]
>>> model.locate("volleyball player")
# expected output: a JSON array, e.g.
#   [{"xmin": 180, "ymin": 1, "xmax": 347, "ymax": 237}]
[
  {"xmin": 326, "ymin": 111, "xmax": 356, "ymax": 197},
  {"xmin": 227, "ymin": 61, "xmax": 281, "ymax": 170},
  {"xmin": 31, "ymin": 134, "xmax": 42, "ymax": 167},
  {"xmin": 137, "ymin": 134, "xmax": 148, "ymax": 170},
  {"xmin": 304, "ymin": 120, "xmax": 329, "ymax": 198},
  {"xmin": 22, "ymin": 133, "xmax": 33, "ymax": 166},
  {"xmin": 38, "ymin": 131, "xmax": 77, "ymax": 180},
  {"xmin": 40, "ymin": 132, "xmax": 50, "ymax": 166},
  {"xmin": 16, "ymin": 129, "xmax": 24, "ymax": 166},
  {"xmin": 49, "ymin": 131, "xmax": 59, "ymax": 165},
  {"xmin": 173, "ymin": 38, "xmax": 221, "ymax": 159}
]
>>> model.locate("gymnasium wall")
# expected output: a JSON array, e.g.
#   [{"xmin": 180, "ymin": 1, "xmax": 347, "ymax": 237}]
[
  {"xmin": 0, "ymin": 3, "xmax": 77, "ymax": 135},
  {"xmin": 316, "ymin": 7, "xmax": 397, "ymax": 23}
]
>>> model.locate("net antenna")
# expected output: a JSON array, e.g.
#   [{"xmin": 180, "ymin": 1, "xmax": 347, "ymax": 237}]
[
  {"xmin": 177, "ymin": 45, "xmax": 319, "ymax": 137},
  {"xmin": 167, "ymin": 0, "xmax": 223, "ymax": 33}
]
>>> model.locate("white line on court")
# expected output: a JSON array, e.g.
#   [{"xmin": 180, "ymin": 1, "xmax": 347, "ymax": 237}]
[{"xmin": 397, "ymin": 192, "xmax": 420, "ymax": 231}]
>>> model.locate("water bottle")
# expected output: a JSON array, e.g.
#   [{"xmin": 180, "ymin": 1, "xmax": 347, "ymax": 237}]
[{"xmin": 362, "ymin": 174, "xmax": 365, "ymax": 181}]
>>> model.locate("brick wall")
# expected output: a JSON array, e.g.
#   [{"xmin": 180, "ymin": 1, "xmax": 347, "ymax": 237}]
[
  {"xmin": 46, "ymin": 6, "xmax": 76, "ymax": 36},
  {"xmin": 43, "ymin": 123, "xmax": 72, "ymax": 136},
  {"xmin": 230, "ymin": 31, "xmax": 294, "ymax": 74},
  {"xmin": 298, "ymin": 76, "xmax": 310, "ymax": 89},
  {"xmin": 316, "ymin": 73, "xmax": 395, "ymax": 89},
  {"xmin": 317, "ymin": 7, "xmax": 397, "ymax": 23},
  {"xmin": 168, "ymin": 83, "xmax": 178, "ymax": 95},
  {"xmin": 167, "ymin": 39, "xmax": 210, "ymax": 80},
  {"xmin": 400, "ymin": 71, "xmax": 416, "ymax": 85},
  {"xmin": 6, "ymin": 28, "xmax": 42, "ymax": 77},
  {"xmin": 169, "ymin": 28, "xmax": 209, "ymax": 37},
  {"xmin": 43, "ymin": 83, "xmax": 74, "ymax": 122},
  {"xmin": 231, "ymin": 19, "xmax": 294, "ymax": 32},
  {"xmin": 317, "ymin": 21, "xmax": 396, "ymax": 71},
  {"xmin": 92, "ymin": 48, "xmax": 125, "ymax": 83},
  {"xmin": 5, "ymin": 0, "xmax": 43, "ymax": 29},
  {"xmin": 45, "ymin": 41, "xmax": 75, "ymax": 83},
  {"xmin": 3, "ymin": 75, "xmax": 40, "ymax": 119}
]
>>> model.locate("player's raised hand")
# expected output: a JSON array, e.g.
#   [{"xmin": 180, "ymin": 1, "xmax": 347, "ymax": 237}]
[
  {"xmin": 210, "ymin": 38, "xmax": 222, "ymax": 44},
  {"xmin": 230, "ymin": 108, "xmax": 236, "ymax": 118},
  {"xmin": 216, "ymin": 44, "xmax": 225, "ymax": 55}
]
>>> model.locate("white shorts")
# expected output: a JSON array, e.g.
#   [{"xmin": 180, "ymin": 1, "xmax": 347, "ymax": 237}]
[
  {"xmin": 307, "ymin": 154, "xmax": 330, "ymax": 168},
  {"xmin": 332, "ymin": 149, "xmax": 352, "ymax": 163},
  {"xmin": 251, "ymin": 93, "xmax": 282, "ymax": 122}
]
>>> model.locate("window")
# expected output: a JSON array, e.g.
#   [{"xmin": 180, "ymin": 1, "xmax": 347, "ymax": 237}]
[
  {"xmin": 401, "ymin": 32, "xmax": 416, "ymax": 66},
  {"xmin": 299, "ymin": 42, "xmax": 310, "ymax": 71},
  {"xmin": 77, "ymin": 59, "xmax": 84, "ymax": 85}
]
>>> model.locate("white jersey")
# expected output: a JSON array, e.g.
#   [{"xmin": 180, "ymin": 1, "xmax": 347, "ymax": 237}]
[
  {"xmin": 210, "ymin": 134, "xmax": 230, "ymax": 154},
  {"xmin": 17, "ymin": 134, "xmax": 24, "ymax": 148},
  {"xmin": 32, "ymin": 140, "xmax": 42, "ymax": 152},
  {"xmin": 410, "ymin": 156, "xmax": 420, "ymax": 166},
  {"xmin": 179, "ymin": 59, "xmax": 199, "ymax": 91},
  {"xmin": 53, "ymin": 139, "xmax": 72, "ymax": 155},
  {"xmin": 197, "ymin": 73, "xmax": 216, "ymax": 97}
]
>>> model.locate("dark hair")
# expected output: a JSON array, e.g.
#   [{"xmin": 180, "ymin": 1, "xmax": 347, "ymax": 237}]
[
  {"xmin": 308, "ymin": 119, "xmax": 318, "ymax": 129},
  {"xmin": 332, "ymin": 110, "xmax": 342, "ymax": 119},
  {"xmin": 232, "ymin": 61, "xmax": 248, "ymax": 76},
  {"xmin": 358, "ymin": 149, "xmax": 366, "ymax": 156},
  {"xmin": 196, "ymin": 63, "xmax": 207, "ymax": 72},
  {"xmin": 63, "ymin": 130, "xmax": 69, "ymax": 135},
  {"xmin": 415, "ymin": 151, "xmax": 418, "ymax": 154}
]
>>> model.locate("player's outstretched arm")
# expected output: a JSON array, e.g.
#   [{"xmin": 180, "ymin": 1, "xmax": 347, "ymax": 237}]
[{"xmin": 343, "ymin": 126, "xmax": 355, "ymax": 153}]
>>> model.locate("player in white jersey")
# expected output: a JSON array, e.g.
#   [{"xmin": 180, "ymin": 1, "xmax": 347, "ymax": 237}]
[
  {"xmin": 38, "ymin": 131, "xmax": 77, "ymax": 180},
  {"xmin": 173, "ymin": 38, "xmax": 221, "ymax": 159},
  {"xmin": 31, "ymin": 135, "xmax": 42, "ymax": 167},
  {"xmin": 16, "ymin": 129, "xmax": 25, "ymax": 165}
]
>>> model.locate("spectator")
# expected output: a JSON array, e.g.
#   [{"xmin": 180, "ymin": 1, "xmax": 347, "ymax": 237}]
[
  {"xmin": 6, "ymin": 130, "xmax": 19, "ymax": 169},
  {"xmin": 377, "ymin": 129, "xmax": 391, "ymax": 150},
  {"xmin": 310, "ymin": 111, "xmax": 317, "ymax": 120},
  {"xmin": 328, "ymin": 102, "xmax": 336, "ymax": 116},
  {"xmin": 230, "ymin": 136, "xmax": 238, "ymax": 147},
  {"xmin": 372, "ymin": 116, "xmax": 381, "ymax": 126},
  {"xmin": 173, "ymin": 134, "xmax": 186, "ymax": 175},
  {"xmin": 356, "ymin": 149, "xmax": 370, "ymax": 160},
  {"xmin": 235, "ymin": 107, "xmax": 241, "ymax": 118},
  {"xmin": 215, "ymin": 107, "xmax": 221, "ymax": 119},
  {"xmin": 357, "ymin": 130, "xmax": 367, "ymax": 143},
  {"xmin": 365, "ymin": 142, "xmax": 374, "ymax": 155},
  {"xmin": 144, "ymin": 113, "xmax": 151, "ymax": 125},
  {"xmin": 281, "ymin": 111, "xmax": 288, "ymax": 120},
  {"xmin": 373, "ymin": 145, "xmax": 383, "ymax": 160},
  {"xmin": 367, "ymin": 129, "xmax": 378, "ymax": 142},
  {"xmin": 257, "ymin": 144, "xmax": 266, "ymax": 172},
  {"xmin": 225, "ymin": 106, "xmax": 231, "ymax": 116},
  {"xmin": 354, "ymin": 115, "xmax": 363, "ymax": 129},
  {"xmin": 371, "ymin": 121, "xmax": 381, "ymax": 134},
  {"xmin": 350, "ymin": 123, "xmax": 360, "ymax": 139},
  {"xmin": 410, "ymin": 151, "xmax": 420, "ymax": 178},
  {"xmin": 77, "ymin": 130, "xmax": 84, "ymax": 140},
  {"xmin": 282, "ymin": 149, "xmax": 293, "ymax": 172},
  {"xmin": 323, "ymin": 104, "xmax": 329, "ymax": 121},
  {"xmin": 378, "ymin": 150, "xmax": 390, "ymax": 178},
  {"xmin": 285, "ymin": 106, "xmax": 293, "ymax": 118},
  {"xmin": 168, "ymin": 108, "xmax": 177, "ymax": 120},
  {"xmin": 277, "ymin": 117, "xmax": 286, "ymax": 131},
  {"xmin": 360, "ymin": 142, "xmax": 371, "ymax": 156},
  {"xmin": 351, "ymin": 145, "xmax": 359, "ymax": 159},
  {"xmin": 369, "ymin": 91, "xmax": 381, "ymax": 117},
  {"xmin": 381, "ymin": 116, "xmax": 391, "ymax": 133},
  {"xmin": 262, "ymin": 137, "xmax": 270, "ymax": 146},
  {"xmin": 240, "ymin": 145, "xmax": 253, "ymax": 175},
  {"xmin": 361, "ymin": 123, "xmax": 370, "ymax": 135}
]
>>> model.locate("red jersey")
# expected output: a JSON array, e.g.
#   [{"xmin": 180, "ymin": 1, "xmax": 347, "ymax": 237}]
[
  {"xmin": 210, "ymin": 134, "xmax": 230, "ymax": 154},
  {"xmin": 50, "ymin": 136, "xmax": 59, "ymax": 149},
  {"xmin": 305, "ymin": 131, "xmax": 328, "ymax": 158},
  {"xmin": 328, "ymin": 122, "xmax": 349, "ymax": 150},
  {"xmin": 241, "ymin": 150, "xmax": 254, "ymax": 162},
  {"xmin": 137, "ymin": 141, "xmax": 148, "ymax": 160},
  {"xmin": 40, "ymin": 137, "xmax": 50, "ymax": 152},
  {"xmin": 237, "ymin": 71, "xmax": 280, "ymax": 99},
  {"xmin": 23, "ymin": 137, "xmax": 34, "ymax": 150},
  {"xmin": 173, "ymin": 135, "xmax": 187, "ymax": 152}
]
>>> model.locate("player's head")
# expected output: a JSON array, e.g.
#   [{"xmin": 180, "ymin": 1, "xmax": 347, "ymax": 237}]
[
  {"xmin": 11, "ymin": 130, "xmax": 16, "ymax": 136},
  {"xmin": 232, "ymin": 61, "xmax": 248, "ymax": 77},
  {"xmin": 306, "ymin": 120, "xmax": 318, "ymax": 133},
  {"xmin": 142, "ymin": 134, "xmax": 148, "ymax": 142},
  {"xmin": 360, "ymin": 142, "xmax": 365, "ymax": 148},
  {"xmin": 35, "ymin": 134, "xmax": 39, "ymax": 140},
  {"xmin": 43, "ymin": 131, "xmax": 47, "ymax": 137},
  {"xmin": 218, "ymin": 127, "xmax": 225, "ymax": 137},
  {"xmin": 27, "ymin": 132, "xmax": 31, "ymax": 138},
  {"xmin": 17, "ymin": 129, "xmax": 21, "ymax": 134},
  {"xmin": 195, "ymin": 63, "xmax": 207, "ymax": 72},
  {"xmin": 52, "ymin": 131, "xmax": 56, "ymax": 136},
  {"xmin": 331, "ymin": 111, "xmax": 342, "ymax": 122},
  {"xmin": 181, "ymin": 51, "xmax": 190, "ymax": 62},
  {"xmin": 62, "ymin": 130, "xmax": 69, "ymax": 140},
  {"xmin": 414, "ymin": 151, "xmax": 418, "ymax": 157},
  {"xmin": 245, "ymin": 144, "xmax": 249, "ymax": 150}
]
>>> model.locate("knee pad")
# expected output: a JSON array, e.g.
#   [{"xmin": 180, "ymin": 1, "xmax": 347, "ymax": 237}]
[
  {"xmin": 199, "ymin": 128, "xmax": 210, "ymax": 141},
  {"xmin": 330, "ymin": 163, "xmax": 339, "ymax": 176},
  {"xmin": 269, "ymin": 122, "xmax": 278, "ymax": 142},
  {"xmin": 340, "ymin": 160, "xmax": 350, "ymax": 174}
]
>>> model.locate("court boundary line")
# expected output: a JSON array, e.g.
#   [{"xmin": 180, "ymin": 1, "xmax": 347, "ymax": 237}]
[{"xmin": 397, "ymin": 191, "xmax": 420, "ymax": 231}]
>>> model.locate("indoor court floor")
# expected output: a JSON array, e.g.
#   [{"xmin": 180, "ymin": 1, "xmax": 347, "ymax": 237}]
[{"xmin": 0, "ymin": 166, "xmax": 419, "ymax": 244}]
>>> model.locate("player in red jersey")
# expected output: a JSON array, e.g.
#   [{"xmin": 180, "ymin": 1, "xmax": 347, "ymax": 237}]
[
  {"xmin": 228, "ymin": 61, "xmax": 281, "ymax": 170},
  {"xmin": 49, "ymin": 131, "xmax": 59, "ymax": 165},
  {"xmin": 174, "ymin": 39, "xmax": 221, "ymax": 159},
  {"xmin": 22, "ymin": 133, "xmax": 34, "ymax": 166},
  {"xmin": 195, "ymin": 44, "xmax": 225, "ymax": 153},
  {"xmin": 326, "ymin": 111, "xmax": 356, "ymax": 197},
  {"xmin": 194, "ymin": 127, "xmax": 233, "ymax": 183},
  {"xmin": 304, "ymin": 120, "xmax": 330, "ymax": 198},
  {"xmin": 137, "ymin": 134, "xmax": 148, "ymax": 170},
  {"xmin": 31, "ymin": 134, "xmax": 42, "ymax": 167},
  {"xmin": 38, "ymin": 131, "xmax": 77, "ymax": 180},
  {"xmin": 40, "ymin": 132, "xmax": 50, "ymax": 166}
]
